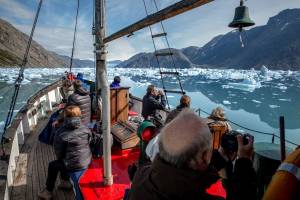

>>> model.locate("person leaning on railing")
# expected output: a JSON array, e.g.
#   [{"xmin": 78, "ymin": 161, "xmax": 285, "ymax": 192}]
[{"xmin": 129, "ymin": 110, "xmax": 257, "ymax": 200}]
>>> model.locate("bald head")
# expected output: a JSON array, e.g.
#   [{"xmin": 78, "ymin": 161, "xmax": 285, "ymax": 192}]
[{"xmin": 159, "ymin": 109, "xmax": 212, "ymax": 168}]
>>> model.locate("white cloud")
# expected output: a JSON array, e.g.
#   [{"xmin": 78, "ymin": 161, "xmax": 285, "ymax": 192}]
[
  {"xmin": 107, "ymin": 38, "xmax": 137, "ymax": 61},
  {"xmin": 0, "ymin": 0, "xmax": 34, "ymax": 20},
  {"xmin": 16, "ymin": 24, "xmax": 94, "ymax": 60}
]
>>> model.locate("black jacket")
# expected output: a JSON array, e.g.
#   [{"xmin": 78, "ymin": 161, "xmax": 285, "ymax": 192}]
[
  {"xmin": 165, "ymin": 105, "xmax": 187, "ymax": 125},
  {"xmin": 67, "ymin": 87, "xmax": 91, "ymax": 126},
  {"xmin": 54, "ymin": 117, "xmax": 92, "ymax": 171},
  {"xmin": 142, "ymin": 94, "xmax": 166, "ymax": 119},
  {"xmin": 129, "ymin": 156, "xmax": 257, "ymax": 200}
]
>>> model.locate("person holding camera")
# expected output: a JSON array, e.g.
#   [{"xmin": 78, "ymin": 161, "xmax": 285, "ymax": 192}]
[
  {"xmin": 210, "ymin": 131, "xmax": 256, "ymax": 200},
  {"xmin": 142, "ymin": 85, "xmax": 166, "ymax": 122}
]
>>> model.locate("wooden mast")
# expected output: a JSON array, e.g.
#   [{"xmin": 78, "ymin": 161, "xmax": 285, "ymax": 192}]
[{"xmin": 94, "ymin": 0, "xmax": 113, "ymax": 185}]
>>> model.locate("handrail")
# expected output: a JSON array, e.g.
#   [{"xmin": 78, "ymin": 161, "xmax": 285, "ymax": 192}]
[{"xmin": 195, "ymin": 108, "xmax": 299, "ymax": 147}]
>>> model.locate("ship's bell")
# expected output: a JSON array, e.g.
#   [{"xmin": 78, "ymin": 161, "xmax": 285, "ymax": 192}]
[{"xmin": 228, "ymin": 1, "xmax": 255, "ymax": 29}]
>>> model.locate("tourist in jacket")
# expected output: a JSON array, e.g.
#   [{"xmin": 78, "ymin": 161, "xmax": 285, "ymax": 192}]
[
  {"xmin": 38, "ymin": 105, "xmax": 92, "ymax": 200},
  {"xmin": 207, "ymin": 107, "xmax": 232, "ymax": 133},
  {"xmin": 129, "ymin": 110, "xmax": 257, "ymax": 200},
  {"xmin": 142, "ymin": 85, "xmax": 166, "ymax": 119},
  {"xmin": 165, "ymin": 94, "xmax": 191, "ymax": 124},
  {"xmin": 110, "ymin": 76, "xmax": 121, "ymax": 88},
  {"xmin": 67, "ymin": 80, "xmax": 91, "ymax": 126}
]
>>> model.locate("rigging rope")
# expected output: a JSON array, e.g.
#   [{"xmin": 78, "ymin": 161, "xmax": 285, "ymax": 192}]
[
  {"xmin": 152, "ymin": 0, "xmax": 185, "ymax": 93},
  {"xmin": 1, "ymin": 0, "xmax": 43, "ymax": 159},
  {"xmin": 69, "ymin": 0, "xmax": 80, "ymax": 72},
  {"xmin": 195, "ymin": 107, "xmax": 299, "ymax": 146},
  {"xmin": 141, "ymin": 0, "xmax": 170, "ymax": 109}
]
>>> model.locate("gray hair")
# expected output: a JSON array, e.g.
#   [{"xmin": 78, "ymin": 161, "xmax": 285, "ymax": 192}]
[{"xmin": 158, "ymin": 110, "xmax": 212, "ymax": 168}]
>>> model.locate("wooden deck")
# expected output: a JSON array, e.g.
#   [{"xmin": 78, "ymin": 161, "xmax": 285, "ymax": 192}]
[{"xmin": 10, "ymin": 116, "xmax": 75, "ymax": 200}]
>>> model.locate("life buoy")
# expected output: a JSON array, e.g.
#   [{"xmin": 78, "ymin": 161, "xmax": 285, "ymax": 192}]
[{"xmin": 263, "ymin": 148, "xmax": 300, "ymax": 200}]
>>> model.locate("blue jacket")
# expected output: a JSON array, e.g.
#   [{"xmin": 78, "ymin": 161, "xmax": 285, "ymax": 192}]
[{"xmin": 110, "ymin": 81, "xmax": 121, "ymax": 88}]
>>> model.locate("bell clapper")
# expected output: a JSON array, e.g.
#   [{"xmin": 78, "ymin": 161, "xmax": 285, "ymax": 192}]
[{"xmin": 239, "ymin": 27, "xmax": 245, "ymax": 48}]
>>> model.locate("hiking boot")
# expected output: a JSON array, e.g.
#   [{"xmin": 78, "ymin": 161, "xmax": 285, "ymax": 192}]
[
  {"xmin": 38, "ymin": 188, "xmax": 53, "ymax": 199},
  {"xmin": 58, "ymin": 180, "xmax": 73, "ymax": 190}
]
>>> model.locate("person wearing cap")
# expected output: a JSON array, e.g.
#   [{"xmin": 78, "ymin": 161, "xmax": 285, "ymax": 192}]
[
  {"xmin": 76, "ymin": 73, "xmax": 90, "ymax": 91},
  {"xmin": 110, "ymin": 76, "xmax": 121, "ymax": 88}
]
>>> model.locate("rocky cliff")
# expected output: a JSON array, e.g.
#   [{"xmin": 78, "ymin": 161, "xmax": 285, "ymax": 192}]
[{"xmin": 0, "ymin": 18, "xmax": 67, "ymax": 67}]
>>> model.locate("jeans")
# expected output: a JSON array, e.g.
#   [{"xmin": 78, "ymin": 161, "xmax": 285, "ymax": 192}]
[
  {"xmin": 68, "ymin": 169, "xmax": 86, "ymax": 200},
  {"xmin": 46, "ymin": 160, "xmax": 69, "ymax": 192}
]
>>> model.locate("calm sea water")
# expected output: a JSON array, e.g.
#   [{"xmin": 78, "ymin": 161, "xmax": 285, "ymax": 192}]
[{"xmin": 0, "ymin": 67, "xmax": 299, "ymax": 148}]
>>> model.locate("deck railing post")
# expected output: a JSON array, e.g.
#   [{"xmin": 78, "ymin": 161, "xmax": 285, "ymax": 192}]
[
  {"xmin": 279, "ymin": 116, "xmax": 286, "ymax": 161},
  {"xmin": 46, "ymin": 92, "xmax": 53, "ymax": 111},
  {"xmin": 22, "ymin": 113, "xmax": 31, "ymax": 134},
  {"xmin": 17, "ymin": 122, "xmax": 24, "ymax": 145}
]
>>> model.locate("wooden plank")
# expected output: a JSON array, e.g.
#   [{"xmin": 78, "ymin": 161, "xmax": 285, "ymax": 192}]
[
  {"xmin": 103, "ymin": 0, "xmax": 213, "ymax": 43},
  {"xmin": 11, "ymin": 154, "xmax": 28, "ymax": 200},
  {"xmin": 32, "ymin": 146, "xmax": 39, "ymax": 200},
  {"xmin": 25, "ymin": 144, "xmax": 35, "ymax": 200}
]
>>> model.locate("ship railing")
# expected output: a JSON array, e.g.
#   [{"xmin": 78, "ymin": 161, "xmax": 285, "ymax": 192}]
[
  {"xmin": 0, "ymin": 80, "xmax": 63, "ymax": 200},
  {"xmin": 195, "ymin": 108, "xmax": 299, "ymax": 148}
]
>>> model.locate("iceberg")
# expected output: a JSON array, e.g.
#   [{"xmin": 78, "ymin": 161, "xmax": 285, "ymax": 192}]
[
  {"xmin": 269, "ymin": 105, "xmax": 280, "ymax": 109},
  {"xmin": 227, "ymin": 77, "xmax": 261, "ymax": 92},
  {"xmin": 223, "ymin": 100, "xmax": 231, "ymax": 105},
  {"xmin": 0, "ymin": 121, "xmax": 4, "ymax": 134}
]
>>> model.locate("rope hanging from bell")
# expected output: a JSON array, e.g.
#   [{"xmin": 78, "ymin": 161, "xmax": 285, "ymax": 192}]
[{"xmin": 228, "ymin": 0, "xmax": 255, "ymax": 47}]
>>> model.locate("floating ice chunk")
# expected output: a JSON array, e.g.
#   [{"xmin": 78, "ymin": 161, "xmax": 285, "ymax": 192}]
[
  {"xmin": 0, "ymin": 96, "xmax": 3, "ymax": 99},
  {"xmin": 0, "ymin": 121, "xmax": 4, "ymax": 133},
  {"xmin": 278, "ymin": 86, "xmax": 287, "ymax": 90},
  {"xmin": 222, "ymin": 85, "xmax": 232, "ymax": 89},
  {"xmin": 6, "ymin": 79, "xmax": 14, "ymax": 84},
  {"xmin": 21, "ymin": 79, "xmax": 30, "ymax": 85},
  {"xmin": 269, "ymin": 105, "xmax": 280, "ymax": 109},
  {"xmin": 227, "ymin": 77, "xmax": 261, "ymax": 92},
  {"xmin": 26, "ymin": 73, "xmax": 42, "ymax": 79},
  {"xmin": 252, "ymin": 100, "xmax": 262, "ymax": 104},
  {"xmin": 260, "ymin": 65, "xmax": 269, "ymax": 76},
  {"xmin": 279, "ymin": 98, "xmax": 291, "ymax": 102},
  {"xmin": 223, "ymin": 100, "xmax": 231, "ymax": 105},
  {"xmin": 167, "ymin": 95, "xmax": 175, "ymax": 98}
]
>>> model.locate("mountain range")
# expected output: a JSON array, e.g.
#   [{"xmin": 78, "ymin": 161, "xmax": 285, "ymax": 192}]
[
  {"xmin": 1, "ymin": 8, "xmax": 300, "ymax": 70},
  {"xmin": 117, "ymin": 8, "xmax": 300, "ymax": 70}
]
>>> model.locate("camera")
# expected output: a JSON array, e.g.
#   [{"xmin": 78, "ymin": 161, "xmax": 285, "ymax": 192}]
[{"xmin": 221, "ymin": 131, "xmax": 253, "ymax": 152}]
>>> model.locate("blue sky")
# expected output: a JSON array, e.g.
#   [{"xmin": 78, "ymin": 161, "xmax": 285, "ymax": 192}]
[{"xmin": 1, "ymin": 0, "xmax": 300, "ymax": 61}]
